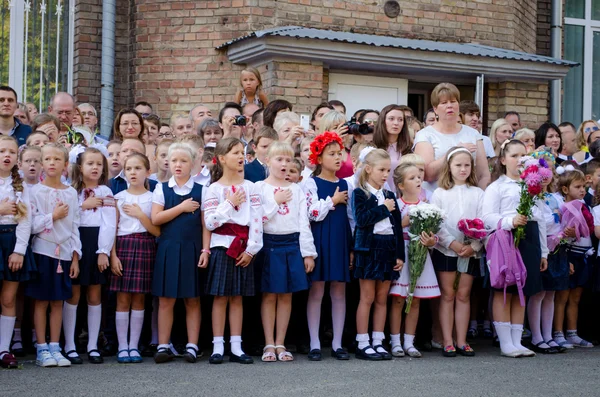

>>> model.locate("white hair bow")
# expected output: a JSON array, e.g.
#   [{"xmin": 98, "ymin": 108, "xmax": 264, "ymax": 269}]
[
  {"xmin": 555, "ymin": 164, "xmax": 575, "ymax": 175},
  {"xmin": 358, "ymin": 147, "xmax": 376, "ymax": 163}
]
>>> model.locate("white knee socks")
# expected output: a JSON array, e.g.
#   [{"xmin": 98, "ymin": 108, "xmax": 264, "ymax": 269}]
[
  {"xmin": 0, "ymin": 315, "xmax": 16, "ymax": 358},
  {"xmin": 62, "ymin": 302, "xmax": 78, "ymax": 355},
  {"xmin": 129, "ymin": 310, "xmax": 144, "ymax": 352},
  {"xmin": 87, "ymin": 304, "xmax": 102, "ymax": 356},
  {"xmin": 115, "ymin": 311, "xmax": 129, "ymax": 357}
]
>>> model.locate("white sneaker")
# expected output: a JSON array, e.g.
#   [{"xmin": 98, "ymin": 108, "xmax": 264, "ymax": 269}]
[
  {"xmin": 431, "ymin": 340, "xmax": 443, "ymax": 350},
  {"xmin": 49, "ymin": 345, "xmax": 71, "ymax": 367},
  {"xmin": 36, "ymin": 349, "xmax": 58, "ymax": 367}
]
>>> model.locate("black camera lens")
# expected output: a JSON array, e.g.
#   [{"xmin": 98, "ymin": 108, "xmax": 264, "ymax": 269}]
[{"xmin": 233, "ymin": 115, "xmax": 247, "ymax": 126}]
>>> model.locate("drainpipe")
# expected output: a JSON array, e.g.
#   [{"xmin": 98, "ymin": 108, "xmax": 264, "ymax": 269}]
[
  {"xmin": 550, "ymin": 0, "xmax": 562, "ymax": 124},
  {"xmin": 100, "ymin": 0, "xmax": 116, "ymax": 138}
]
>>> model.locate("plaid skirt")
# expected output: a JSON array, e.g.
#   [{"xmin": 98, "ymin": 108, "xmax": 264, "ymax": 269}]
[
  {"xmin": 110, "ymin": 232, "xmax": 156, "ymax": 294},
  {"xmin": 205, "ymin": 247, "xmax": 255, "ymax": 297}
]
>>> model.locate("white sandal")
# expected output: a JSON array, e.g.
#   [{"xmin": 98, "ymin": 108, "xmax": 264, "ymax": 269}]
[
  {"xmin": 405, "ymin": 346, "xmax": 422, "ymax": 358},
  {"xmin": 391, "ymin": 344, "xmax": 405, "ymax": 357},
  {"xmin": 261, "ymin": 345, "xmax": 276, "ymax": 362},
  {"xmin": 275, "ymin": 345, "xmax": 294, "ymax": 362}
]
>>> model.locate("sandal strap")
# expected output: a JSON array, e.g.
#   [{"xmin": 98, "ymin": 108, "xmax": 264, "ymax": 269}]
[{"xmin": 263, "ymin": 344, "xmax": 276, "ymax": 352}]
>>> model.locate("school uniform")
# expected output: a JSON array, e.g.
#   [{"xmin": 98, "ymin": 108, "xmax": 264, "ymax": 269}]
[
  {"xmin": 25, "ymin": 184, "xmax": 82, "ymax": 301},
  {"xmin": 352, "ymin": 185, "xmax": 404, "ymax": 281},
  {"xmin": 482, "ymin": 175, "xmax": 548, "ymax": 297},
  {"xmin": 540, "ymin": 193, "xmax": 569, "ymax": 291},
  {"xmin": 430, "ymin": 185, "xmax": 485, "ymax": 277},
  {"xmin": 110, "ymin": 190, "xmax": 156, "ymax": 293},
  {"xmin": 255, "ymin": 181, "xmax": 316, "ymax": 293},
  {"xmin": 244, "ymin": 159, "xmax": 267, "ymax": 183},
  {"xmin": 303, "ymin": 176, "xmax": 353, "ymax": 282},
  {"xmin": 565, "ymin": 201, "xmax": 594, "ymax": 290},
  {"xmin": 389, "ymin": 199, "xmax": 440, "ymax": 298},
  {"xmin": 74, "ymin": 186, "xmax": 116, "ymax": 286},
  {"xmin": 203, "ymin": 180, "xmax": 263, "ymax": 296},
  {"xmin": 0, "ymin": 178, "xmax": 36, "ymax": 282},
  {"xmin": 109, "ymin": 171, "xmax": 158, "ymax": 195},
  {"xmin": 152, "ymin": 177, "xmax": 204, "ymax": 298},
  {"xmin": 193, "ymin": 166, "xmax": 211, "ymax": 186}
]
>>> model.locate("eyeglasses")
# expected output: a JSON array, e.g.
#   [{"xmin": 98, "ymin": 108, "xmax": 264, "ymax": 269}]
[
  {"xmin": 120, "ymin": 122, "xmax": 141, "ymax": 128},
  {"xmin": 584, "ymin": 126, "xmax": 600, "ymax": 134},
  {"xmin": 158, "ymin": 132, "xmax": 172, "ymax": 138},
  {"xmin": 80, "ymin": 111, "xmax": 96, "ymax": 117},
  {"xmin": 363, "ymin": 119, "xmax": 376, "ymax": 125}
]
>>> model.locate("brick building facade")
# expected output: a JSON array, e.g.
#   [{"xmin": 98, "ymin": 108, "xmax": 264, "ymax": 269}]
[{"xmin": 73, "ymin": 0, "xmax": 571, "ymax": 129}]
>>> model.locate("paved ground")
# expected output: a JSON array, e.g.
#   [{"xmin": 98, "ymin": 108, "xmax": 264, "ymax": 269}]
[{"xmin": 2, "ymin": 343, "xmax": 600, "ymax": 397}]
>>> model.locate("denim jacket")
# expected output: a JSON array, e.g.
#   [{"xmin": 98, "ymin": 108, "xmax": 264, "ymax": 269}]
[{"xmin": 352, "ymin": 187, "xmax": 405, "ymax": 260}]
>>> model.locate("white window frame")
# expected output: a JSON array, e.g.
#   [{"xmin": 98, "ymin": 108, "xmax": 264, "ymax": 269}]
[{"xmin": 565, "ymin": 0, "xmax": 600, "ymax": 120}]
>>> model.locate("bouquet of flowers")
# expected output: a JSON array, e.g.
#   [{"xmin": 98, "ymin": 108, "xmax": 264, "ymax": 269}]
[
  {"xmin": 455, "ymin": 218, "xmax": 491, "ymax": 289},
  {"xmin": 406, "ymin": 203, "xmax": 445, "ymax": 313},
  {"xmin": 513, "ymin": 156, "xmax": 553, "ymax": 246}
]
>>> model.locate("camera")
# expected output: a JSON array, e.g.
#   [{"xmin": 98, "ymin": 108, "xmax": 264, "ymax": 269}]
[
  {"xmin": 233, "ymin": 115, "xmax": 247, "ymax": 126},
  {"xmin": 343, "ymin": 117, "xmax": 372, "ymax": 135}
]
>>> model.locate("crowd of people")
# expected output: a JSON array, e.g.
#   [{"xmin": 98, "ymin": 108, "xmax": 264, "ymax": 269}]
[{"xmin": 0, "ymin": 65, "xmax": 599, "ymax": 369}]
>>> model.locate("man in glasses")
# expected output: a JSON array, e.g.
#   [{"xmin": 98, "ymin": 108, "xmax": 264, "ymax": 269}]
[
  {"xmin": 48, "ymin": 92, "xmax": 76, "ymax": 134},
  {"xmin": 78, "ymin": 103, "xmax": 98, "ymax": 133}
]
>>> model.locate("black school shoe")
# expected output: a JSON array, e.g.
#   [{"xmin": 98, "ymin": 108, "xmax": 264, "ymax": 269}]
[
  {"xmin": 154, "ymin": 347, "xmax": 175, "ymax": 363},
  {"xmin": 330, "ymin": 348, "xmax": 350, "ymax": 360},
  {"xmin": 141, "ymin": 343, "xmax": 158, "ymax": 358},
  {"xmin": 87, "ymin": 350, "xmax": 104, "ymax": 364},
  {"xmin": 307, "ymin": 349, "xmax": 322, "ymax": 361},
  {"xmin": 65, "ymin": 350, "xmax": 83, "ymax": 364},
  {"xmin": 355, "ymin": 346, "xmax": 382, "ymax": 361},
  {"xmin": 229, "ymin": 353, "xmax": 254, "ymax": 364}
]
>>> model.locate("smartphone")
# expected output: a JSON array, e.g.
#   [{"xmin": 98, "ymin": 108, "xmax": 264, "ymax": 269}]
[{"xmin": 300, "ymin": 114, "xmax": 311, "ymax": 132}]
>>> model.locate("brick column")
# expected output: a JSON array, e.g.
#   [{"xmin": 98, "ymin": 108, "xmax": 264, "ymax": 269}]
[{"xmin": 487, "ymin": 81, "xmax": 549, "ymax": 129}]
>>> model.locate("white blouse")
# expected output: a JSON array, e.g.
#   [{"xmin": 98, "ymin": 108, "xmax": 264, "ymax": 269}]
[
  {"xmin": 202, "ymin": 180, "xmax": 263, "ymax": 256},
  {"xmin": 30, "ymin": 184, "xmax": 82, "ymax": 261},
  {"xmin": 365, "ymin": 183, "xmax": 393, "ymax": 235},
  {"xmin": 255, "ymin": 181, "xmax": 317, "ymax": 258},
  {"xmin": 78, "ymin": 185, "xmax": 116, "ymax": 255},
  {"xmin": 482, "ymin": 175, "xmax": 548, "ymax": 258},
  {"xmin": 302, "ymin": 177, "xmax": 353, "ymax": 224},
  {"xmin": 152, "ymin": 176, "xmax": 201, "ymax": 207},
  {"xmin": 0, "ymin": 176, "xmax": 32, "ymax": 255},
  {"xmin": 430, "ymin": 184, "xmax": 485, "ymax": 257},
  {"xmin": 115, "ymin": 190, "xmax": 153, "ymax": 236}
]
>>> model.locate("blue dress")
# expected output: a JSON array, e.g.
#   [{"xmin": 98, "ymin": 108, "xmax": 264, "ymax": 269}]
[
  {"xmin": 152, "ymin": 182, "xmax": 204, "ymax": 298},
  {"xmin": 310, "ymin": 177, "xmax": 352, "ymax": 282}
]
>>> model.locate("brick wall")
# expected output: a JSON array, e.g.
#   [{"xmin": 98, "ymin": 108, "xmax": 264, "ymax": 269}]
[
  {"xmin": 536, "ymin": 0, "xmax": 552, "ymax": 56},
  {"xmin": 487, "ymin": 81, "xmax": 549, "ymax": 128}
]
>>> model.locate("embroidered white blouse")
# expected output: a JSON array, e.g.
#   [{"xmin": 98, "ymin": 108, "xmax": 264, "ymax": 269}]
[
  {"xmin": 30, "ymin": 184, "xmax": 82, "ymax": 261},
  {"xmin": 0, "ymin": 176, "xmax": 32, "ymax": 255},
  {"xmin": 78, "ymin": 185, "xmax": 116, "ymax": 255},
  {"xmin": 430, "ymin": 184, "xmax": 485, "ymax": 257},
  {"xmin": 302, "ymin": 177, "xmax": 354, "ymax": 224},
  {"xmin": 202, "ymin": 180, "xmax": 263, "ymax": 256},
  {"xmin": 115, "ymin": 190, "xmax": 153, "ymax": 236},
  {"xmin": 255, "ymin": 181, "xmax": 317, "ymax": 258},
  {"xmin": 482, "ymin": 175, "xmax": 548, "ymax": 258}
]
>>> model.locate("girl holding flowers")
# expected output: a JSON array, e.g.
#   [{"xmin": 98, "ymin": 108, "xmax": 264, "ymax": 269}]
[
  {"xmin": 482, "ymin": 140, "xmax": 549, "ymax": 358},
  {"xmin": 430, "ymin": 147, "xmax": 485, "ymax": 357},
  {"xmin": 302, "ymin": 131, "xmax": 353, "ymax": 361},
  {"xmin": 388, "ymin": 162, "xmax": 440, "ymax": 358}
]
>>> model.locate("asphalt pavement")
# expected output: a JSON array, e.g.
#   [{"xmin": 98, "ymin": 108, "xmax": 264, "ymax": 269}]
[{"xmin": 2, "ymin": 343, "xmax": 600, "ymax": 397}]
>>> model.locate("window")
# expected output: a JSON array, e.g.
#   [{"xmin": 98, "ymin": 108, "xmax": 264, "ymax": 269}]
[{"xmin": 565, "ymin": 0, "xmax": 600, "ymax": 126}]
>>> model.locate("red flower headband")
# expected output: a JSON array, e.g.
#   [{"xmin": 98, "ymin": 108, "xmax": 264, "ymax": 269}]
[{"xmin": 309, "ymin": 131, "xmax": 344, "ymax": 165}]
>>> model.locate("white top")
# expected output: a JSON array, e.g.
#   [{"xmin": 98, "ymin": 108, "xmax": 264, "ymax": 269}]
[
  {"xmin": 481, "ymin": 135, "xmax": 496, "ymax": 158},
  {"xmin": 540, "ymin": 193, "xmax": 563, "ymax": 238},
  {"xmin": 0, "ymin": 176, "xmax": 32, "ymax": 255},
  {"xmin": 152, "ymin": 176, "xmax": 201, "ymax": 207},
  {"xmin": 30, "ymin": 184, "xmax": 82, "ymax": 260},
  {"xmin": 255, "ymin": 181, "xmax": 317, "ymax": 258},
  {"xmin": 193, "ymin": 167, "xmax": 211, "ymax": 187},
  {"xmin": 148, "ymin": 173, "xmax": 158, "ymax": 182},
  {"xmin": 430, "ymin": 184, "xmax": 484, "ymax": 257},
  {"xmin": 115, "ymin": 190, "xmax": 154, "ymax": 236},
  {"xmin": 301, "ymin": 166, "xmax": 313, "ymax": 181},
  {"xmin": 302, "ymin": 177, "xmax": 354, "ymax": 224},
  {"xmin": 78, "ymin": 185, "xmax": 116, "ymax": 255},
  {"xmin": 482, "ymin": 175, "xmax": 548, "ymax": 258},
  {"xmin": 202, "ymin": 180, "xmax": 263, "ymax": 256},
  {"xmin": 592, "ymin": 205, "xmax": 600, "ymax": 253},
  {"xmin": 365, "ymin": 182, "xmax": 394, "ymax": 235}
]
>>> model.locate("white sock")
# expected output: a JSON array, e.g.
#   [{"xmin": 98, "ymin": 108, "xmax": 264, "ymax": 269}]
[
  {"xmin": 494, "ymin": 322, "xmax": 518, "ymax": 355},
  {"xmin": 390, "ymin": 333, "xmax": 401, "ymax": 347},
  {"xmin": 115, "ymin": 311, "xmax": 129, "ymax": 356},
  {"xmin": 12, "ymin": 328, "xmax": 22, "ymax": 347},
  {"xmin": 230, "ymin": 335, "xmax": 245, "ymax": 356},
  {"xmin": 403, "ymin": 333, "xmax": 416, "ymax": 351},
  {"xmin": 62, "ymin": 302, "xmax": 78, "ymax": 354},
  {"xmin": 157, "ymin": 343, "xmax": 170, "ymax": 352},
  {"xmin": 31, "ymin": 329, "xmax": 37, "ymax": 344},
  {"xmin": 330, "ymin": 282, "xmax": 346, "ymax": 351},
  {"xmin": 87, "ymin": 304, "xmax": 102, "ymax": 356},
  {"xmin": 0, "ymin": 316, "xmax": 16, "ymax": 358},
  {"xmin": 37, "ymin": 343, "xmax": 48, "ymax": 353},
  {"xmin": 151, "ymin": 298, "xmax": 159, "ymax": 345},
  {"xmin": 566, "ymin": 329, "xmax": 589, "ymax": 344},
  {"xmin": 186, "ymin": 343, "xmax": 198, "ymax": 358},
  {"xmin": 212, "ymin": 336, "xmax": 224, "ymax": 356},
  {"xmin": 511, "ymin": 324, "xmax": 528, "ymax": 351},
  {"xmin": 129, "ymin": 310, "xmax": 144, "ymax": 353},
  {"xmin": 307, "ymin": 284, "xmax": 323, "ymax": 351},
  {"xmin": 356, "ymin": 333, "xmax": 373, "ymax": 353}
]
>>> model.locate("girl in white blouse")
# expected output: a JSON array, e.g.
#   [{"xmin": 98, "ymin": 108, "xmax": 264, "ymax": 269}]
[
  {"xmin": 110, "ymin": 153, "xmax": 161, "ymax": 364},
  {"xmin": 0, "ymin": 136, "xmax": 34, "ymax": 369},
  {"xmin": 26, "ymin": 143, "xmax": 81, "ymax": 368},
  {"xmin": 482, "ymin": 140, "xmax": 548, "ymax": 358},
  {"xmin": 430, "ymin": 147, "xmax": 484, "ymax": 357},
  {"xmin": 63, "ymin": 147, "xmax": 116, "ymax": 365},
  {"xmin": 203, "ymin": 138, "xmax": 263, "ymax": 364},
  {"xmin": 255, "ymin": 142, "xmax": 316, "ymax": 362}
]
